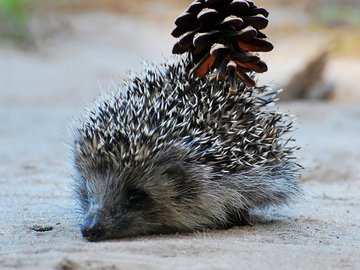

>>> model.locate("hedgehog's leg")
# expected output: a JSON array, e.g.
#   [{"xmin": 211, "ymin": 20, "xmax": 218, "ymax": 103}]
[{"xmin": 229, "ymin": 209, "xmax": 253, "ymax": 226}]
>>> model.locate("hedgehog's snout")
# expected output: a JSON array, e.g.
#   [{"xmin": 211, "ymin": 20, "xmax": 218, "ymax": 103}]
[{"xmin": 81, "ymin": 214, "xmax": 104, "ymax": 241}]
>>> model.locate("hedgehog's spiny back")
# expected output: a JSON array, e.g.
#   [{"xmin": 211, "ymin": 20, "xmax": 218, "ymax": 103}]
[{"xmin": 78, "ymin": 57, "xmax": 296, "ymax": 172}]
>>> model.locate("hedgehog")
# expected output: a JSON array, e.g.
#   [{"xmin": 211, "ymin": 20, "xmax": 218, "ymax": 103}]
[{"xmin": 71, "ymin": 0, "xmax": 302, "ymax": 242}]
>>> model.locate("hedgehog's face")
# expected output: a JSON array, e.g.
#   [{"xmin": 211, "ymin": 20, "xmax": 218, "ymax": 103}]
[{"xmin": 73, "ymin": 145, "xmax": 215, "ymax": 241}]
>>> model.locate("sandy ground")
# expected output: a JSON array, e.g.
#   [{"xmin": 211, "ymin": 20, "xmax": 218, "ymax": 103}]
[{"xmin": 0, "ymin": 10, "xmax": 360, "ymax": 270}]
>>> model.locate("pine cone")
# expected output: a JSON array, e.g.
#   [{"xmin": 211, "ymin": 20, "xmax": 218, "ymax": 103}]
[{"xmin": 172, "ymin": 0, "xmax": 273, "ymax": 89}]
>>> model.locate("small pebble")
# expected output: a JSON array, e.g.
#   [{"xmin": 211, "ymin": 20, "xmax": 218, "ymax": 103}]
[{"xmin": 30, "ymin": 225, "xmax": 54, "ymax": 232}]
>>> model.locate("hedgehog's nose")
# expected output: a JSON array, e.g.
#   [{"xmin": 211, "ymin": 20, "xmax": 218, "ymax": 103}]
[{"xmin": 81, "ymin": 215, "xmax": 104, "ymax": 241}]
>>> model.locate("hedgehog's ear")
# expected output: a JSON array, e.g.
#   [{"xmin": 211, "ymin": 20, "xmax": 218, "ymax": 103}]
[{"xmin": 162, "ymin": 163, "xmax": 187, "ymax": 181}]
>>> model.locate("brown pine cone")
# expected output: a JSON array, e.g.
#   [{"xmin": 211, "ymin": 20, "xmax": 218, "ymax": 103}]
[{"xmin": 172, "ymin": 0, "xmax": 273, "ymax": 90}]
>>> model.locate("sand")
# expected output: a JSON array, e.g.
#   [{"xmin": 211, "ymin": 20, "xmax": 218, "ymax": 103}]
[{"xmin": 0, "ymin": 11, "xmax": 359, "ymax": 270}]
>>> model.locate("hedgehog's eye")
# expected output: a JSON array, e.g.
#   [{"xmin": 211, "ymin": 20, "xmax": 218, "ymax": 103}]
[{"xmin": 127, "ymin": 188, "xmax": 148, "ymax": 206}]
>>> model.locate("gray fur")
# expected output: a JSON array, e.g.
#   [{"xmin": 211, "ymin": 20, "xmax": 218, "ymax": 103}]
[{"xmin": 71, "ymin": 57, "xmax": 302, "ymax": 241}]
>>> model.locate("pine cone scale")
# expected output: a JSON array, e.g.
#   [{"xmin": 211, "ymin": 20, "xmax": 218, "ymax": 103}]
[
  {"xmin": 242, "ymin": 15, "xmax": 269, "ymax": 30},
  {"xmin": 171, "ymin": 27, "xmax": 185, "ymax": 38},
  {"xmin": 236, "ymin": 61, "xmax": 268, "ymax": 73},
  {"xmin": 221, "ymin": 16, "xmax": 244, "ymax": 30},
  {"xmin": 193, "ymin": 31, "xmax": 222, "ymax": 49},
  {"xmin": 232, "ymin": 51, "xmax": 260, "ymax": 63},
  {"xmin": 255, "ymin": 31, "xmax": 267, "ymax": 39},
  {"xmin": 250, "ymin": 7, "xmax": 269, "ymax": 17},
  {"xmin": 235, "ymin": 68, "xmax": 256, "ymax": 87},
  {"xmin": 197, "ymin": 9, "xmax": 223, "ymax": 24},
  {"xmin": 210, "ymin": 43, "xmax": 230, "ymax": 56},
  {"xmin": 191, "ymin": 54, "xmax": 217, "ymax": 78},
  {"xmin": 227, "ymin": 0, "xmax": 250, "ymax": 11},
  {"xmin": 175, "ymin": 12, "xmax": 197, "ymax": 28},
  {"xmin": 205, "ymin": 0, "xmax": 233, "ymax": 9},
  {"xmin": 187, "ymin": 1, "xmax": 204, "ymax": 14},
  {"xmin": 237, "ymin": 38, "xmax": 273, "ymax": 52},
  {"xmin": 228, "ymin": 27, "xmax": 257, "ymax": 42},
  {"xmin": 173, "ymin": 31, "xmax": 196, "ymax": 54}
]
